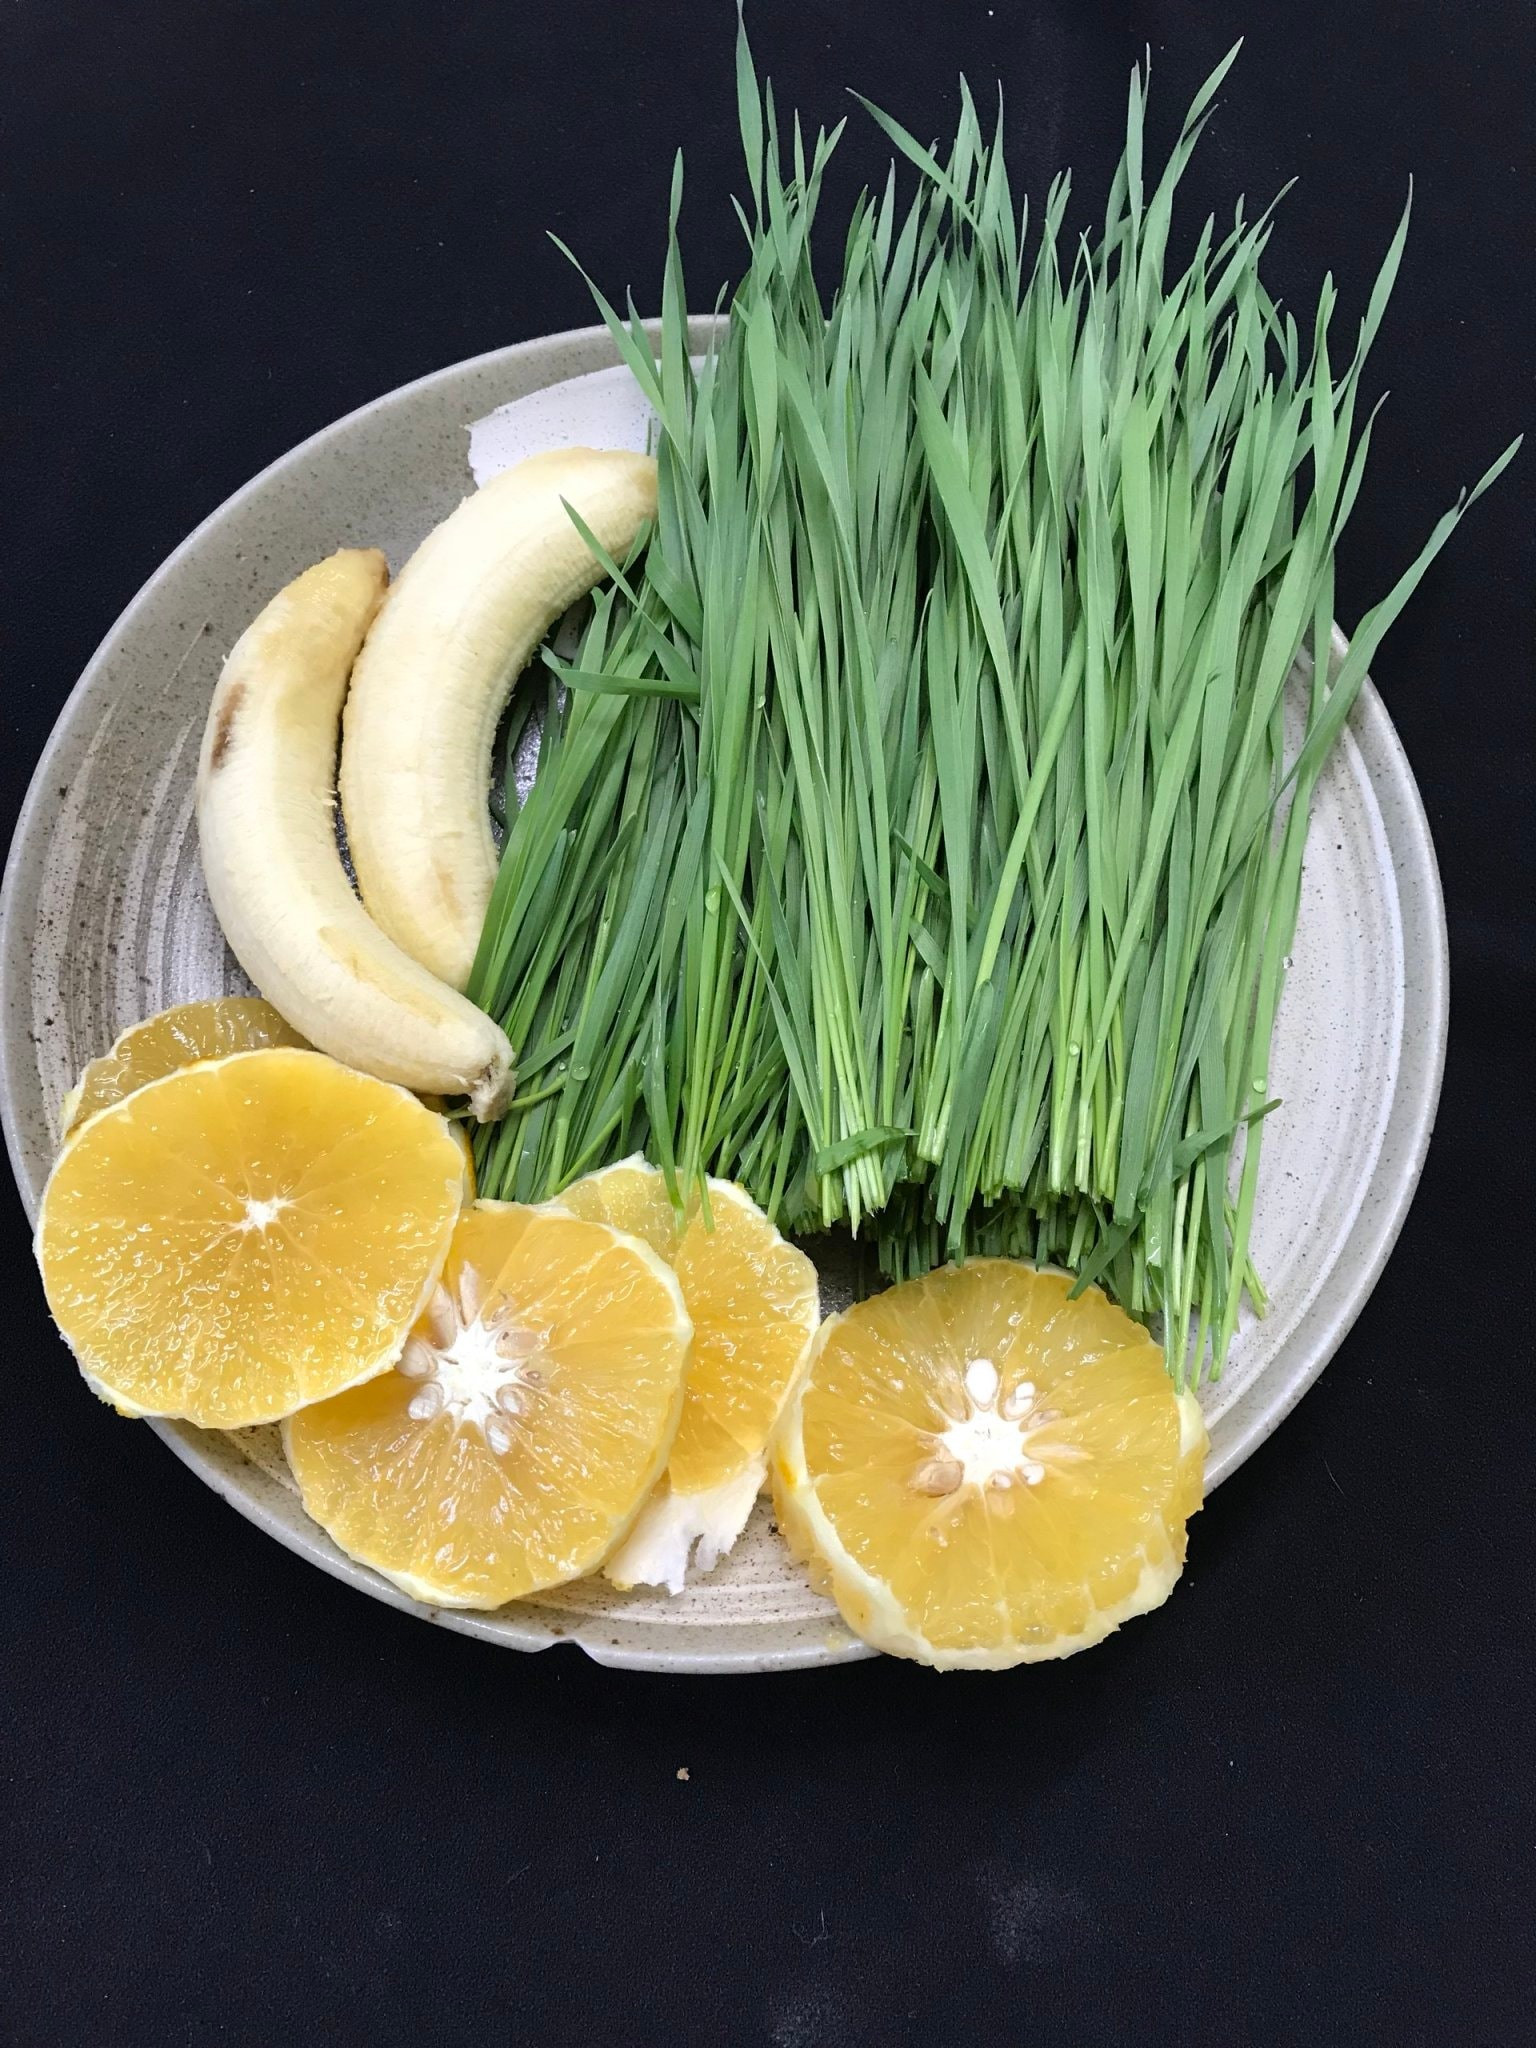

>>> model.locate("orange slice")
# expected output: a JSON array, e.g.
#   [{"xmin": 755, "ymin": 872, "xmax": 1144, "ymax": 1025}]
[
  {"xmin": 557, "ymin": 1158, "xmax": 818, "ymax": 1592},
  {"xmin": 62, "ymin": 998, "xmax": 475, "ymax": 1194},
  {"xmin": 773, "ymin": 1259, "xmax": 1207, "ymax": 1668},
  {"xmin": 61, "ymin": 996, "xmax": 307, "ymax": 1133},
  {"xmin": 283, "ymin": 1201, "xmax": 692, "ymax": 1608},
  {"xmin": 36, "ymin": 1048, "xmax": 466, "ymax": 1427}
]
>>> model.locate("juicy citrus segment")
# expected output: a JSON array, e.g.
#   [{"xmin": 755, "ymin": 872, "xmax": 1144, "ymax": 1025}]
[
  {"xmin": 283, "ymin": 1200, "xmax": 692, "ymax": 1608},
  {"xmin": 559, "ymin": 1157, "xmax": 678, "ymax": 1255},
  {"xmin": 666, "ymin": 1184, "xmax": 819, "ymax": 1491},
  {"xmin": 62, "ymin": 997, "xmax": 308, "ymax": 1134},
  {"xmin": 556, "ymin": 1157, "xmax": 819, "ymax": 1592},
  {"xmin": 36, "ymin": 1048, "xmax": 466, "ymax": 1428},
  {"xmin": 773, "ymin": 1259, "xmax": 1207, "ymax": 1669}
]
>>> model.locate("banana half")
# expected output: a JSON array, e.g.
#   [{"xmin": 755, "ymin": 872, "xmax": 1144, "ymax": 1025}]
[
  {"xmin": 195, "ymin": 550, "xmax": 515, "ymax": 1120},
  {"xmin": 339, "ymin": 447, "xmax": 658, "ymax": 991}
]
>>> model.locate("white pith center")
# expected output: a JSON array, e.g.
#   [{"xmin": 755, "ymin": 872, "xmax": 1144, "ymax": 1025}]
[
  {"xmin": 398, "ymin": 1268, "xmax": 544, "ymax": 1454},
  {"xmin": 431, "ymin": 1315, "xmax": 517, "ymax": 1428},
  {"xmin": 238, "ymin": 1195, "xmax": 290, "ymax": 1233},
  {"xmin": 915, "ymin": 1356, "xmax": 1059, "ymax": 1496}
]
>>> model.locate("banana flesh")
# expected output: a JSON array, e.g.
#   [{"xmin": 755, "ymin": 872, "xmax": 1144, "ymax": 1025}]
[
  {"xmin": 340, "ymin": 447, "xmax": 658, "ymax": 990},
  {"xmin": 196, "ymin": 550, "xmax": 515, "ymax": 1120}
]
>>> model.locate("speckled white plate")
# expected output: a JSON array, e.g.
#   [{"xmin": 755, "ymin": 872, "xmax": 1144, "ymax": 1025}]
[{"xmin": 0, "ymin": 322, "xmax": 1448, "ymax": 1672}]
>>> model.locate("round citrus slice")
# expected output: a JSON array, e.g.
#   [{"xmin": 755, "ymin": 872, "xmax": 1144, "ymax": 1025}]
[
  {"xmin": 283, "ymin": 1200, "xmax": 692, "ymax": 1608},
  {"xmin": 60, "ymin": 996, "xmax": 308, "ymax": 1134},
  {"xmin": 773, "ymin": 1259, "xmax": 1207, "ymax": 1668},
  {"xmin": 557, "ymin": 1158, "xmax": 819, "ymax": 1593},
  {"xmin": 36, "ymin": 1047, "xmax": 467, "ymax": 1427}
]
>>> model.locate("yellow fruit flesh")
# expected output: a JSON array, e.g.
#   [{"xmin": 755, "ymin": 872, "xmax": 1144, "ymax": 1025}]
[
  {"xmin": 284, "ymin": 1201, "xmax": 692, "ymax": 1608},
  {"xmin": 556, "ymin": 1154, "xmax": 678, "ymax": 1253},
  {"xmin": 63, "ymin": 997, "xmax": 308, "ymax": 1133},
  {"xmin": 558, "ymin": 1160, "xmax": 818, "ymax": 1499},
  {"xmin": 669, "ymin": 1192, "xmax": 818, "ymax": 1491},
  {"xmin": 552, "ymin": 1160, "xmax": 817, "ymax": 1592},
  {"xmin": 775, "ymin": 1260, "xmax": 1205, "ymax": 1667},
  {"xmin": 37, "ymin": 1048, "xmax": 466, "ymax": 1427}
]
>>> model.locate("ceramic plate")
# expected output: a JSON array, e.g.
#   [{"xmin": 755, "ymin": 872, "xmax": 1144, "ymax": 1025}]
[{"xmin": 0, "ymin": 322, "xmax": 1448, "ymax": 1672}]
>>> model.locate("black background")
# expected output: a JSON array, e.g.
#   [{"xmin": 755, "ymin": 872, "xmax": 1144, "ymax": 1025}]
[{"xmin": 4, "ymin": 4, "xmax": 1533, "ymax": 2043}]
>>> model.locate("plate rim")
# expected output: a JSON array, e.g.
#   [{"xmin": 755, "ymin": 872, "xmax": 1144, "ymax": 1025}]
[{"xmin": 0, "ymin": 324, "xmax": 1449, "ymax": 1673}]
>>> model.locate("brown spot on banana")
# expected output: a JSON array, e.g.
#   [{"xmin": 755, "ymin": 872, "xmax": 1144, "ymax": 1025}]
[
  {"xmin": 339, "ymin": 447, "xmax": 659, "ymax": 991},
  {"xmin": 207, "ymin": 681, "xmax": 245, "ymax": 771}
]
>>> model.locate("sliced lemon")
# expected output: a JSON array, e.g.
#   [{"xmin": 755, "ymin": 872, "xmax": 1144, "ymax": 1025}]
[
  {"xmin": 773, "ymin": 1259, "xmax": 1207, "ymax": 1668},
  {"xmin": 61, "ymin": 996, "xmax": 308, "ymax": 1134},
  {"xmin": 37, "ymin": 1048, "xmax": 466, "ymax": 1427},
  {"xmin": 555, "ymin": 1158, "xmax": 818, "ymax": 1593},
  {"xmin": 284, "ymin": 1200, "xmax": 692, "ymax": 1608}
]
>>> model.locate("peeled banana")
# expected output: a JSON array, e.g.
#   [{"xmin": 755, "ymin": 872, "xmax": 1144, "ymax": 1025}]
[
  {"xmin": 196, "ymin": 549, "xmax": 515, "ymax": 1119},
  {"xmin": 340, "ymin": 447, "xmax": 658, "ymax": 990}
]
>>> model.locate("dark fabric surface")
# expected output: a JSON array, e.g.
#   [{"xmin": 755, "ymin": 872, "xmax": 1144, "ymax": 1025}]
[{"xmin": 3, "ymin": 4, "xmax": 1532, "ymax": 2043}]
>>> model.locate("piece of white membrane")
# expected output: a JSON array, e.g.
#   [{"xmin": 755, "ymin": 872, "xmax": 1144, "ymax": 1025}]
[{"xmin": 466, "ymin": 361, "xmax": 656, "ymax": 485}]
